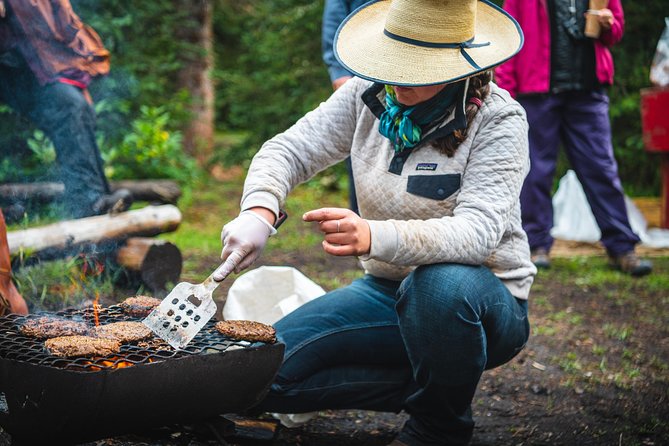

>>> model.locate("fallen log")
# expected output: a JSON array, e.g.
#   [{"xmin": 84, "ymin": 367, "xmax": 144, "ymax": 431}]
[
  {"xmin": 7, "ymin": 204, "xmax": 182, "ymax": 256},
  {"xmin": 0, "ymin": 180, "xmax": 181, "ymax": 204},
  {"xmin": 0, "ymin": 182, "xmax": 63, "ymax": 203},
  {"xmin": 116, "ymin": 237, "xmax": 182, "ymax": 292},
  {"xmin": 111, "ymin": 180, "xmax": 182, "ymax": 204}
]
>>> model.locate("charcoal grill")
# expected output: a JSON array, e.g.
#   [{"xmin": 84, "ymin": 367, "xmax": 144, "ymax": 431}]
[{"xmin": 0, "ymin": 306, "xmax": 284, "ymax": 445}]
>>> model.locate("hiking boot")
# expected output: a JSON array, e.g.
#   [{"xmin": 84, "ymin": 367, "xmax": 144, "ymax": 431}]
[
  {"xmin": 531, "ymin": 248, "xmax": 551, "ymax": 269},
  {"xmin": 609, "ymin": 251, "xmax": 653, "ymax": 277},
  {"xmin": 91, "ymin": 188, "xmax": 134, "ymax": 216}
]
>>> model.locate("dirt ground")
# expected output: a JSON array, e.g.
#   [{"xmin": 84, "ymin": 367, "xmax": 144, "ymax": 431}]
[{"xmin": 1, "ymin": 199, "xmax": 667, "ymax": 446}]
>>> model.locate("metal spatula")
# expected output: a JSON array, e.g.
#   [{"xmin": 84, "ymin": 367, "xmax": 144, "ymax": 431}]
[{"xmin": 143, "ymin": 262, "xmax": 231, "ymax": 349}]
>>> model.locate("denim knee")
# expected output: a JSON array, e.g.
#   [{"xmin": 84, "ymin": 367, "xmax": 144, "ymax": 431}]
[{"xmin": 396, "ymin": 263, "xmax": 481, "ymax": 324}]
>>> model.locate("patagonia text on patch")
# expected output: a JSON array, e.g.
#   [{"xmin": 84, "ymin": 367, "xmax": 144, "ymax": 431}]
[{"xmin": 416, "ymin": 163, "xmax": 438, "ymax": 171}]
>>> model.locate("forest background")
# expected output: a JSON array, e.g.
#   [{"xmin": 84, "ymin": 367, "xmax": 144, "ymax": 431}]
[{"xmin": 0, "ymin": 0, "xmax": 667, "ymax": 197}]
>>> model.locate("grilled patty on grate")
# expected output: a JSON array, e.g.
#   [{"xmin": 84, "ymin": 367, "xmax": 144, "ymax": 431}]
[
  {"xmin": 94, "ymin": 321, "xmax": 153, "ymax": 343},
  {"xmin": 20, "ymin": 317, "xmax": 90, "ymax": 339},
  {"xmin": 119, "ymin": 295, "xmax": 162, "ymax": 317},
  {"xmin": 45, "ymin": 335, "xmax": 121, "ymax": 358},
  {"xmin": 215, "ymin": 320, "xmax": 276, "ymax": 343}
]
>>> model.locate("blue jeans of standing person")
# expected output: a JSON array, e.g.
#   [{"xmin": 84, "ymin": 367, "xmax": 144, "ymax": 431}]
[
  {"xmin": 0, "ymin": 55, "xmax": 109, "ymax": 218},
  {"xmin": 518, "ymin": 91, "xmax": 640, "ymax": 257},
  {"xmin": 257, "ymin": 264, "xmax": 530, "ymax": 446}
]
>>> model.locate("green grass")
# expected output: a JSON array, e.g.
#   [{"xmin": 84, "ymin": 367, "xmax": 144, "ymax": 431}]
[{"xmin": 12, "ymin": 256, "xmax": 121, "ymax": 310}]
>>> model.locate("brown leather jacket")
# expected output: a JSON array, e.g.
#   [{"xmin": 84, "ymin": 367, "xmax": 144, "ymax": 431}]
[{"xmin": 0, "ymin": 0, "xmax": 110, "ymax": 84}]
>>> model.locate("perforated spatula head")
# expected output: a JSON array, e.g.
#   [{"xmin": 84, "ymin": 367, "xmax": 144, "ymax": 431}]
[{"xmin": 143, "ymin": 266, "xmax": 226, "ymax": 349}]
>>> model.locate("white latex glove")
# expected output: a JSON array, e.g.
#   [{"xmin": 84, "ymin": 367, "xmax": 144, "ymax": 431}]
[{"xmin": 213, "ymin": 210, "xmax": 277, "ymax": 281}]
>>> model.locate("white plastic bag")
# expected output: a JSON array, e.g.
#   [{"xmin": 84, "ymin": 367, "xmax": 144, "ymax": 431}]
[
  {"xmin": 551, "ymin": 170, "xmax": 601, "ymax": 242},
  {"xmin": 650, "ymin": 18, "xmax": 669, "ymax": 87},
  {"xmin": 223, "ymin": 265, "xmax": 325, "ymax": 325},
  {"xmin": 223, "ymin": 265, "xmax": 326, "ymax": 428},
  {"xmin": 551, "ymin": 170, "xmax": 669, "ymax": 247}
]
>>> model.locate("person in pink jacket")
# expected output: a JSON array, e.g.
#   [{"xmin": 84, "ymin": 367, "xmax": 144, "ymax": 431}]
[{"xmin": 495, "ymin": 0, "xmax": 652, "ymax": 276}]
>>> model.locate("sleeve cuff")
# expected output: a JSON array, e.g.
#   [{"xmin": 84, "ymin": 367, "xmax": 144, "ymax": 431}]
[
  {"xmin": 240, "ymin": 210, "xmax": 277, "ymax": 236},
  {"xmin": 241, "ymin": 191, "xmax": 281, "ymax": 219},
  {"xmin": 359, "ymin": 220, "xmax": 399, "ymax": 263}
]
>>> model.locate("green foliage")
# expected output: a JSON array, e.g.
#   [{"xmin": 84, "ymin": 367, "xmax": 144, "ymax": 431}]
[
  {"xmin": 26, "ymin": 130, "xmax": 56, "ymax": 166},
  {"xmin": 72, "ymin": 0, "xmax": 196, "ymax": 140},
  {"xmin": 0, "ymin": 108, "xmax": 34, "ymax": 183},
  {"xmin": 213, "ymin": 0, "xmax": 331, "ymax": 164},
  {"xmin": 608, "ymin": 2, "xmax": 668, "ymax": 195},
  {"xmin": 103, "ymin": 106, "xmax": 197, "ymax": 184}
]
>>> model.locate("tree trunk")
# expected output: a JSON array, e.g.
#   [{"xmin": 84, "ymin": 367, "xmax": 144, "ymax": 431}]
[{"xmin": 176, "ymin": 0, "xmax": 215, "ymax": 164}]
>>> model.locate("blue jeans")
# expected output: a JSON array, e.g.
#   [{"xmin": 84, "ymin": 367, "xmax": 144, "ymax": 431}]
[{"xmin": 257, "ymin": 263, "xmax": 530, "ymax": 445}]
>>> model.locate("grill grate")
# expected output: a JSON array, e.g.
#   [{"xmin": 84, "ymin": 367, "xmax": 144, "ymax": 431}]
[{"xmin": 0, "ymin": 306, "xmax": 255, "ymax": 372}]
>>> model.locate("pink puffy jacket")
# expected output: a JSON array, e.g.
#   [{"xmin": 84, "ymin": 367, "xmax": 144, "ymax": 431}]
[{"xmin": 495, "ymin": 0, "xmax": 624, "ymax": 97}]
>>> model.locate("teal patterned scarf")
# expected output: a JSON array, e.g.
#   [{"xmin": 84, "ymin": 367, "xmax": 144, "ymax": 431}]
[{"xmin": 378, "ymin": 83, "xmax": 462, "ymax": 153}]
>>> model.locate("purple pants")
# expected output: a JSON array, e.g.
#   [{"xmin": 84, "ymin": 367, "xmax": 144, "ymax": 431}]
[{"xmin": 518, "ymin": 91, "xmax": 640, "ymax": 256}]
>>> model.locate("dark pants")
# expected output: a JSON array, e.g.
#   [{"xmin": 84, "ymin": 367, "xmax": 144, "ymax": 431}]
[
  {"xmin": 518, "ymin": 91, "xmax": 640, "ymax": 256},
  {"xmin": 0, "ymin": 58, "xmax": 109, "ymax": 218},
  {"xmin": 258, "ymin": 267, "xmax": 529, "ymax": 445}
]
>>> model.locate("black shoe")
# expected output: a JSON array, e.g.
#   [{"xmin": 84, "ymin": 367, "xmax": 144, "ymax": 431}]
[
  {"xmin": 91, "ymin": 188, "xmax": 134, "ymax": 216},
  {"xmin": 609, "ymin": 251, "xmax": 652, "ymax": 277},
  {"xmin": 531, "ymin": 248, "xmax": 551, "ymax": 269}
]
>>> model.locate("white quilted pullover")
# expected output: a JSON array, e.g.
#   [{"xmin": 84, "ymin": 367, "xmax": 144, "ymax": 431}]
[{"xmin": 240, "ymin": 78, "xmax": 537, "ymax": 300}]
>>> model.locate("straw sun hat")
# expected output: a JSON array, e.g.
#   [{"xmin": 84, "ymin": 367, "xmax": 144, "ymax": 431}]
[{"xmin": 334, "ymin": 0, "xmax": 523, "ymax": 86}]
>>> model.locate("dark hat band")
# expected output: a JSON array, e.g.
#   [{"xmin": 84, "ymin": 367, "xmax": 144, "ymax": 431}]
[{"xmin": 383, "ymin": 29, "xmax": 491, "ymax": 69}]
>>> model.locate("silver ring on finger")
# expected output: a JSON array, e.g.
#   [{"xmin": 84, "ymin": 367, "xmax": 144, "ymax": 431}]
[{"xmin": 336, "ymin": 220, "xmax": 340, "ymax": 233}]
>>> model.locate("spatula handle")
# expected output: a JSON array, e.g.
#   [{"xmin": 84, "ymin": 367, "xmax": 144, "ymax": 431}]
[{"xmin": 206, "ymin": 251, "xmax": 244, "ymax": 287}]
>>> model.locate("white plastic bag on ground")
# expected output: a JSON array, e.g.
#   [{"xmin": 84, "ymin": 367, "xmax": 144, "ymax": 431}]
[
  {"xmin": 550, "ymin": 170, "xmax": 669, "ymax": 248},
  {"xmin": 551, "ymin": 170, "xmax": 601, "ymax": 242},
  {"xmin": 223, "ymin": 265, "xmax": 325, "ymax": 325},
  {"xmin": 222, "ymin": 265, "xmax": 326, "ymax": 428}
]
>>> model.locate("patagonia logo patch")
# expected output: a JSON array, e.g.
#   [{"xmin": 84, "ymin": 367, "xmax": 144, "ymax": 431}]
[{"xmin": 416, "ymin": 163, "xmax": 438, "ymax": 171}]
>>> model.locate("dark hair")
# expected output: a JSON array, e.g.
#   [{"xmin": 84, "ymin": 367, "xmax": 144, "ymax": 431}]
[{"xmin": 431, "ymin": 71, "xmax": 492, "ymax": 157}]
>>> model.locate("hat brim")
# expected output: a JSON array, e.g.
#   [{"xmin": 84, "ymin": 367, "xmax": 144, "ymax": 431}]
[{"xmin": 334, "ymin": 0, "xmax": 523, "ymax": 86}]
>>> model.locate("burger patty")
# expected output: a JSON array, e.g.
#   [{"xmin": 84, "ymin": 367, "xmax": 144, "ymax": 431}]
[
  {"xmin": 94, "ymin": 321, "xmax": 153, "ymax": 343},
  {"xmin": 136, "ymin": 337, "xmax": 172, "ymax": 351},
  {"xmin": 20, "ymin": 317, "xmax": 90, "ymax": 339},
  {"xmin": 215, "ymin": 320, "xmax": 276, "ymax": 343},
  {"xmin": 119, "ymin": 295, "xmax": 162, "ymax": 317},
  {"xmin": 45, "ymin": 335, "xmax": 120, "ymax": 358}
]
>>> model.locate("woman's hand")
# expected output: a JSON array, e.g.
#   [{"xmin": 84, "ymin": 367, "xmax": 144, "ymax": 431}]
[
  {"xmin": 596, "ymin": 8, "xmax": 614, "ymax": 31},
  {"xmin": 214, "ymin": 208, "xmax": 276, "ymax": 281},
  {"xmin": 303, "ymin": 207, "xmax": 371, "ymax": 256}
]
